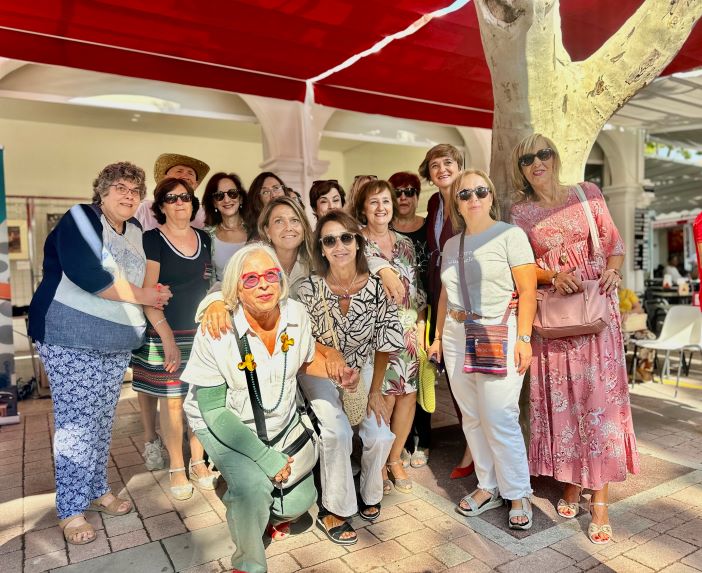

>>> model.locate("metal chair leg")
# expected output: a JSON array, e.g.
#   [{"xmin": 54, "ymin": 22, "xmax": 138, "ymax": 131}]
[
  {"xmin": 631, "ymin": 348, "xmax": 638, "ymax": 387},
  {"xmin": 676, "ymin": 350, "xmax": 683, "ymax": 398}
]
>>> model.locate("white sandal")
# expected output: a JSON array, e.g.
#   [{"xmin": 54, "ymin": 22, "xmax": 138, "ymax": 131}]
[
  {"xmin": 588, "ymin": 501, "xmax": 612, "ymax": 545},
  {"xmin": 456, "ymin": 488, "xmax": 503, "ymax": 517},
  {"xmin": 509, "ymin": 497, "xmax": 533, "ymax": 530},
  {"xmin": 169, "ymin": 467, "xmax": 194, "ymax": 500},
  {"xmin": 189, "ymin": 459, "xmax": 218, "ymax": 490}
]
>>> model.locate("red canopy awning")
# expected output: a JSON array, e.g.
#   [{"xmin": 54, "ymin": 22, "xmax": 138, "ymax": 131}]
[{"xmin": 0, "ymin": 1, "xmax": 699, "ymax": 127}]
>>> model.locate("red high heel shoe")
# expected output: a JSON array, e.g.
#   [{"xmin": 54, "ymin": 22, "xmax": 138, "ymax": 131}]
[
  {"xmin": 266, "ymin": 521, "xmax": 291, "ymax": 541},
  {"xmin": 450, "ymin": 462, "xmax": 475, "ymax": 479}
]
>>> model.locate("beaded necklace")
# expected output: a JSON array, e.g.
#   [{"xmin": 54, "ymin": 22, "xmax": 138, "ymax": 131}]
[{"xmin": 237, "ymin": 330, "xmax": 295, "ymax": 414}]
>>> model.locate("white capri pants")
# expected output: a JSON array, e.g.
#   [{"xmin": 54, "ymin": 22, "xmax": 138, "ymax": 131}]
[
  {"xmin": 298, "ymin": 360, "xmax": 395, "ymax": 517},
  {"xmin": 442, "ymin": 314, "xmax": 532, "ymax": 500}
]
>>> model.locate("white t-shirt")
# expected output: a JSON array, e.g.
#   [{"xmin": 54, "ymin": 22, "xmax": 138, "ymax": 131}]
[
  {"xmin": 182, "ymin": 299, "xmax": 315, "ymax": 439},
  {"xmin": 212, "ymin": 235, "xmax": 245, "ymax": 281},
  {"xmin": 440, "ymin": 222, "xmax": 534, "ymax": 318}
]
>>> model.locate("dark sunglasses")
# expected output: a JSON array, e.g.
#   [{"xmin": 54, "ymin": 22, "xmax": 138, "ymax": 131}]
[
  {"xmin": 518, "ymin": 147, "xmax": 554, "ymax": 167},
  {"xmin": 353, "ymin": 174, "xmax": 378, "ymax": 181},
  {"xmin": 163, "ymin": 192, "xmax": 193, "ymax": 204},
  {"xmin": 457, "ymin": 186, "xmax": 491, "ymax": 201},
  {"xmin": 395, "ymin": 187, "xmax": 418, "ymax": 198},
  {"xmin": 320, "ymin": 232, "xmax": 356, "ymax": 248},
  {"xmin": 312, "ymin": 179, "xmax": 339, "ymax": 186},
  {"xmin": 212, "ymin": 189, "xmax": 239, "ymax": 202},
  {"xmin": 240, "ymin": 267, "xmax": 282, "ymax": 289}
]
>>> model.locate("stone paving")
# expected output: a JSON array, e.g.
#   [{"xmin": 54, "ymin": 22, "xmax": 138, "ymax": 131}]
[{"xmin": 2, "ymin": 375, "xmax": 702, "ymax": 573}]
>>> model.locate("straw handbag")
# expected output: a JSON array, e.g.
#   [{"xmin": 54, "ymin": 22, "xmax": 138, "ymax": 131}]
[{"xmin": 416, "ymin": 306, "xmax": 436, "ymax": 413}]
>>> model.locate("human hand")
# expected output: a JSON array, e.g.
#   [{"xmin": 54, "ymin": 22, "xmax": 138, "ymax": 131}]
[
  {"xmin": 162, "ymin": 335, "xmax": 181, "ymax": 373},
  {"xmin": 367, "ymin": 391, "xmax": 390, "ymax": 427},
  {"xmin": 272, "ymin": 456, "xmax": 294, "ymax": 483},
  {"xmin": 141, "ymin": 283, "xmax": 173, "ymax": 309},
  {"xmin": 339, "ymin": 366, "xmax": 360, "ymax": 392},
  {"xmin": 200, "ymin": 300, "xmax": 232, "ymax": 339},
  {"xmin": 427, "ymin": 339, "xmax": 442, "ymax": 364},
  {"xmin": 553, "ymin": 267, "xmax": 582, "ymax": 296},
  {"xmin": 324, "ymin": 348, "xmax": 347, "ymax": 385},
  {"xmin": 599, "ymin": 268, "xmax": 621, "ymax": 295},
  {"xmin": 514, "ymin": 340, "xmax": 532, "ymax": 375},
  {"xmin": 378, "ymin": 268, "xmax": 406, "ymax": 305}
]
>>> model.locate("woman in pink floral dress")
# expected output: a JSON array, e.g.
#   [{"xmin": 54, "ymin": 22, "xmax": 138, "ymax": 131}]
[{"xmin": 510, "ymin": 134, "xmax": 639, "ymax": 545}]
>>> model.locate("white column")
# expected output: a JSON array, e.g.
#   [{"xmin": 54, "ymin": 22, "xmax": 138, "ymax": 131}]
[
  {"xmin": 239, "ymin": 94, "xmax": 334, "ymax": 211},
  {"xmin": 456, "ymin": 127, "xmax": 492, "ymax": 173},
  {"xmin": 597, "ymin": 128, "xmax": 647, "ymax": 291}
]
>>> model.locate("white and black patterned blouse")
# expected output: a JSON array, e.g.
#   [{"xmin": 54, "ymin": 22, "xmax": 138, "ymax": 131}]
[{"xmin": 297, "ymin": 275, "xmax": 403, "ymax": 370}]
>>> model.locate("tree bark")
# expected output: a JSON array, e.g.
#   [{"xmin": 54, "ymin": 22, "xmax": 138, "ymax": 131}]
[{"xmin": 475, "ymin": 0, "xmax": 702, "ymax": 217}]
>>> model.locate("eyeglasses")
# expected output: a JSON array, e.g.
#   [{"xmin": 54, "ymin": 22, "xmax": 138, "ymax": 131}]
[
  {"xmin": 261, "ymin": 185, "xmax": 285, "ymax": 197},
  {"xmin": 163, "ymin": 192, "xmax": 193, "ymax": 204},
  {"xmin": 320, "ymin": 232, "xmax": 356, "ymax": 248},
  {"xmin": 518, "ymin": 148, "xmax": 554, "ymax": 167},
  {"xmin": 212, "ymin": 190, "xmax": 239, "ymax": 202},
  {"xmin": 395, "ymin": 187, "xmax": 418, "ymax": 198},
  {"xmin": 110, "ymin": 183, "xmax": 141, "ymax": 198},
  {"xmin": 457, "ymin": 187, "xmax": 491, "ymax": 201},
  {"xmin": 240, "ymin": 267, "xmax": 282, "ymax": 289}
]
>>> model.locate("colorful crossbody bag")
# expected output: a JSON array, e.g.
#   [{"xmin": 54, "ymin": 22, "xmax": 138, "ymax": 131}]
[{"xmin": 458, "ymin": 233, "xmax": 512, "ymax": 376}]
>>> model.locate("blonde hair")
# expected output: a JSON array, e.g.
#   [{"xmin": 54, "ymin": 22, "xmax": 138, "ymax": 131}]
[
  {"xmin": 257, "ymin": 196, "xmax": 314, "ymax": 269},
  {"xmin": 448, "ymin": 169, "xmax": 500, "ymax": 232},
  {"xmin": 220, "ymin": 243, "xmax": 289, "ymax": 310},
  {"xmin": 510, "ymin": 133, "xmax": 563, "ymax": 201}
]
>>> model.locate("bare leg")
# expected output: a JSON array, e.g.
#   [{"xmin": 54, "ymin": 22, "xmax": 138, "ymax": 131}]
[
  {"xmin": 385, "ymin": 394, "xmax": 416, "ymax": 482},
  {"xmin": 138, "ymin": 393, "xmax": 159, "ymax": 443},
  {"xmin": 160, "ymin": 397, "xmax": 187, "ymax": 487},
  {"xmin": 188, "ymin": 427, "xmax": 216, "ymax": 479},
  {"xmin": 459, "ymin": 445, "xmax": 473, "ymax": 467},
  {"xmin": 590, "ymin": 483, "xmax": 610, "ymax": 539}
]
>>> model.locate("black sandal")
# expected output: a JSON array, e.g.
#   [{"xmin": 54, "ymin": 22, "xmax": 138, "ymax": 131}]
[
  {"xmin": 316, "ymin": 512, "xmax": 358, "ymax": 545},
  {"xmin": 359, "ymin": 500, "xmax": 381, "ymax": 522}
]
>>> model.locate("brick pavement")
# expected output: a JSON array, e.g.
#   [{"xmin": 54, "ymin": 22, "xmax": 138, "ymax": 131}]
[{"xmin": 1, "ymin": 377, "xmax": 701, "ymax": 573}]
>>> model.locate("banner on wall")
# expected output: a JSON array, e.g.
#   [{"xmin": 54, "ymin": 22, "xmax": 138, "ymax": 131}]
[{"xmin": 0, "ymin": 146, "xmax": 18, "ymax": 424}]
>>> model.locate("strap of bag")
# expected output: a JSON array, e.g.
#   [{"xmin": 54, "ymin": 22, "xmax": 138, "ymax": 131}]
[
  {"xmin": 458, "ymin": 233, "xmax": 512, "ymax": 325},
  {"xmin": 574, "ymin": 183, "xmax": 601, "ymax": 253},
  {"xmin": 232, "ymin": 322, "xmax": 268, "ymax": 442},
  {"xmin": 319, "ymin": 279, "xmax": 342, "ymax": 351}
]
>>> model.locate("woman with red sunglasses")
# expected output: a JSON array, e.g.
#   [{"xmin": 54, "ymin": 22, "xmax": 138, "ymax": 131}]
[{"xmin": 131, "ymin": 177, "xmax": 217, "ymax": 501}]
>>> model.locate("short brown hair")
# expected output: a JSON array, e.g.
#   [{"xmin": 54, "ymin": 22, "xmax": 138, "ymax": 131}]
[
  {"xmin": 510, "ymin": 133, "xmax": 562, "ymax": 201},
  {"xmin": 418, "ymin": 144, "xmax": 464, "ymax": 181},
  {"xmin": 448, "ymin": 169, "xmax": 500, "ymax": 232},
  {"xmin": 352, "ymin": 179, "xmax": 399, "ymax": 226},
  {"xmin": 309, "ymin": 180, "xmax": 346, "ymax": 213},
  {"xmin": 313, "ymin": 210, "xmax": 369, "ymax": 277},
  {"xmin": 91, "ymin": 161, "xmax": 147, "ymax": 205},
  {"xmin": 152, "ymin": 178, "xmax": 199, "ymax": 225}
]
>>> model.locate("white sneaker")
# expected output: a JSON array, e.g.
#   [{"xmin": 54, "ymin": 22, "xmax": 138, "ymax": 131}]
[{"xmin": 143, "ymin": 435, "xmax": 167, "ymax": 471}]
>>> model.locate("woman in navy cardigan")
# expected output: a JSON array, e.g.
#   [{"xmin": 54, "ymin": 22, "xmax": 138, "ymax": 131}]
[{"xmin": 29, "ymin": 162, "xmax": 172, "ymax": 546}]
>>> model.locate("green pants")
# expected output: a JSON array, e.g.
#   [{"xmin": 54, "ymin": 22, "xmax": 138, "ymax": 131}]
[{"xmin": 196, "ymin": 427, "xmax": 317, "ymax": 573}]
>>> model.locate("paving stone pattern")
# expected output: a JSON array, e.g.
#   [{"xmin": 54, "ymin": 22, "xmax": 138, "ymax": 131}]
[{"xmin": 2, "ymin": 378, "xmax": 702, "ymax": 572}]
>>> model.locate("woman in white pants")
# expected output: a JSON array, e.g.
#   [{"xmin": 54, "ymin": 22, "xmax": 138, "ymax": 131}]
[{"xmin": 428, "ymin": 169, "xmax": 537, "ymax": 529}]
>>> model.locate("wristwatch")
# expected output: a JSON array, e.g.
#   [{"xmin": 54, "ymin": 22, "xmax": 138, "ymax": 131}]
[{"xmin": 518, "ymin": 334, "xmax": 531, "ymax": 343}]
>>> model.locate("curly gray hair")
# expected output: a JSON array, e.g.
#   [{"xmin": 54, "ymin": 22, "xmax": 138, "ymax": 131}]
[{"xmin": 91, "ymin": 162, "xmax": 147, "ymax": 204}]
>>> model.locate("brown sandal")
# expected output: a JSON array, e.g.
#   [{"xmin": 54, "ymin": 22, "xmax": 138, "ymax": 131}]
[
  {"xmin": 59, "ymin": 514, "xmax": 96, "ymax": 545},
  {"xmin": 87, "ymin": 492, "xmax": 133, "ymax": 516}
]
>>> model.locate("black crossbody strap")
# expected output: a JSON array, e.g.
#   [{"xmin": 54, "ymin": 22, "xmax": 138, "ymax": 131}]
[{"xmin": 232, "ymin": 322, "xmax": 268, "ymax": 442}]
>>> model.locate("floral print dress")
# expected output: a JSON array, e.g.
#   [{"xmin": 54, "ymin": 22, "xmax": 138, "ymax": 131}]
[
  {"xmin": 365, "ymin": 233, "xmax": 427, "ymax": 395},
  {"xmin": 511, "ymin": 182, "xmax": 639, "ymax": 490}
]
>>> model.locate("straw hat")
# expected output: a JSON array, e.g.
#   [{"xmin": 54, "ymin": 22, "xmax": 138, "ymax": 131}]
[{"xmin": 153, "ymin": 153, "xmax": 210, "ymax": 184}]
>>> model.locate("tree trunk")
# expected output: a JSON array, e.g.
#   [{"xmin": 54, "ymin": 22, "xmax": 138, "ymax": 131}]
[{"xmin": 474, "ymin": 0, "xmax": 702, "ymax": 218}]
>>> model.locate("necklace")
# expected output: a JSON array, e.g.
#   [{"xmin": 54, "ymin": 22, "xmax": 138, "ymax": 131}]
[
  {"xmin": 102, "ymin": 212, "xmax": 124, "ymax": 235},
  {"xmin": 219, "ymin": 219, "xmax": 243, "ymax": 232},
  {"xmin": 238, "ymin": 331, "xmax": 295, "ymax": 414},
  {"xmin": 330, "ymin": 270, "xmax": 358, "ymax": 300}
]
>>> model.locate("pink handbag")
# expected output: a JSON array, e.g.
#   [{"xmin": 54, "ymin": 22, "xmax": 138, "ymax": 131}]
[{"xmin": 532, "ymin": 185, "xmax": 611, "ymax": 339}]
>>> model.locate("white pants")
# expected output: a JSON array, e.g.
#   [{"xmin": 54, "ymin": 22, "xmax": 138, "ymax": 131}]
[
  {"xmin": 298, "ymin": 361, "xmax": 395, "ymax": 517},
  {"xmin": 442, "ymin": 315, "xmax": 532, "ymax": 500}
]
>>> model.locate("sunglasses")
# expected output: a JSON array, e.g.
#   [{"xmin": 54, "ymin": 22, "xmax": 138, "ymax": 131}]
[
  {"xmin": 312, "ymin": 179, "xmax": 339, "ymax": 186},
  {"xmin": 353, "ymin": 174, "xmax": 378, "ymax": 181},
  {"xmin": 457, "ymin": 186, "xmax": 491, "ymax": 201},
  {"xmin": 212, "ymin": 189, "xmax": 239, "ymax": 202},
  {"xmin": 395, "ymin": 187, "xmax": 418, "ymax": 198},
  {"xmin": 320, "ymin": 232, "xmax": 356, "ymax": 248},
  {"xmin": 163, "ymin": 192, "xmax": 193, "ymax": 204},
  {"xmin": 240, "ymin": 267, "xmax": 282, "ymax": 289},
  {"xmin": 518, "ymin": 147, "xmax": 554, "ymax": 167}
]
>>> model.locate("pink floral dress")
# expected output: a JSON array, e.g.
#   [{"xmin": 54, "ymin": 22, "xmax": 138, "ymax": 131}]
[{"xmin": 511, "ymin": 182, "xmax": 639, "ymax": 490}]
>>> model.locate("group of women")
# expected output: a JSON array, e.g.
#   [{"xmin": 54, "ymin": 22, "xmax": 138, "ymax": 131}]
[{"xmin": 29, "ymin": 133, "xmax": 639, "ymax": 573}]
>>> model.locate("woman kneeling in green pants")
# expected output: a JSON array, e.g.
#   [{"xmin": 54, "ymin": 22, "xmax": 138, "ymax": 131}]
[{"xmin": 182, "ymin": 243, "xmax": 357, "ymax": 573}]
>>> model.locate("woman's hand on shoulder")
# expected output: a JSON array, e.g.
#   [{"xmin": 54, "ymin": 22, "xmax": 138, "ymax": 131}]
[
  {"xmin": 378, "ymin": 267, "xmax": 406, "ymax": 305},
  {"xmin": 200, "ymin": 300, "xmax": 232, "ymax": 339}
]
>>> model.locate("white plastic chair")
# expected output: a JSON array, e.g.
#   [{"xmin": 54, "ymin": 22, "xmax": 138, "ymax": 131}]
[
  {"xmin": 678, "ymin": 313, "xmax": 702, "ymax": 397},
  {"xmin": 631, "ymin": 305, "xmax": 699, "ymax": 393}
]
